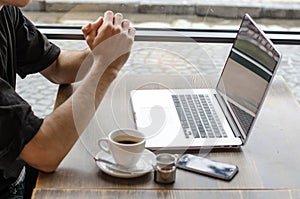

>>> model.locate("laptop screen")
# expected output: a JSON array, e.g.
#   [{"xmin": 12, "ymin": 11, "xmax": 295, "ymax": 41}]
[{"xmin": 216, "ymin": 14, "xmax": 281, "ymax": 140}]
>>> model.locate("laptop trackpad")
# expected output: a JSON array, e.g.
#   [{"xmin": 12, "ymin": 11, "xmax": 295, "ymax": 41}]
[{"xmin": 134, "ymin": 105, "xmax": 183, "ymax": 146}]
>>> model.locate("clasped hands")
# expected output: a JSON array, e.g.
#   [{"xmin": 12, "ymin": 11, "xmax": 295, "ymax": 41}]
[{"xmin": 82, "ymin": 10, "xmax": 135, "ymax": 77}]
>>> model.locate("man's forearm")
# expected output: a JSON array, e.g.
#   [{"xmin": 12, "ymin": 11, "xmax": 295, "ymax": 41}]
[
  {"xmin": 20, "ymin": 58, "xmax": 116, "ymax": 173},
  {"xmin": 41, "ymin": 48, "xmax": 91, "ymax": 84}
]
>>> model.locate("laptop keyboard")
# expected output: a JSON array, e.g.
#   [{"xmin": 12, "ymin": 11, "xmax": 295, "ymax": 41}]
[
  {"xmin": 228, "ymin": 101, "xmax": 254, "ymax": 134},
  {"xmin": 172, "ymin": 94, "xmax": 227, "ymax": 139}
]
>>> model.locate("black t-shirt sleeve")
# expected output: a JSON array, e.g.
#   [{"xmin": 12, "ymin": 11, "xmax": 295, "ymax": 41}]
[
  {"xmin": 0, "ymin": 78, "xmax": 43, "ymax": 169},
  {"xmin": 13, "ymin": 8, "xmax": 60, "ymax": 78}
]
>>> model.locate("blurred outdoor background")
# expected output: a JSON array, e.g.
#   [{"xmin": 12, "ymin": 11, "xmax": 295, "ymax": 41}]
[{"xmin": 16, "ymin": 0, "xmax": 300, "ymax": 117}]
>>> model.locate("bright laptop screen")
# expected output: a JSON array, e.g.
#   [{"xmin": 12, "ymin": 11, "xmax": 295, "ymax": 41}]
[{"xmin": 216, "ymin": 14, "xmax": 281, "ymax": 139}]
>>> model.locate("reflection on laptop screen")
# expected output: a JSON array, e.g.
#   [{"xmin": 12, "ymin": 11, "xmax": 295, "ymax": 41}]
[{"xmin": 216, "ymin": 14, "xmax": 281, "ymax": 138}]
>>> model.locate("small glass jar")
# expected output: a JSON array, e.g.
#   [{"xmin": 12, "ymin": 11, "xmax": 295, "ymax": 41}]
[{"xmin": 154, "ymin": 153, "xmax": 177, "ymax": 184}]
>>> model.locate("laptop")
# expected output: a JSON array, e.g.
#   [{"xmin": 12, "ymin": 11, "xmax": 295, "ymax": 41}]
[{"xmin": 130, "ymin": 14, "xmax": 281, "ymax": 151}]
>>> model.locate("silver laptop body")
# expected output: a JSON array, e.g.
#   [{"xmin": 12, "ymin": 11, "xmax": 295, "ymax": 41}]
[{"xmin": 130, "ymin": 14, "xmax": 281, "ymax": 151}]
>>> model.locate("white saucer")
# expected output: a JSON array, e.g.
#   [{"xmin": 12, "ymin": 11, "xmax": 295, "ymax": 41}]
[{"xmin": 95, "ymin": 149, "xmax": 156, "ymax": 178}]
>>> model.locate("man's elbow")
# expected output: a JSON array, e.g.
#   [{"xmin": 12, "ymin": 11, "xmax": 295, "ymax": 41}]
[
  {"xmin": 38, "ymin": 164, "xmax": 58, "ymax": 173},
  {"xmin": 20, "ymin": 147, "xmax": 62, "ymax": 174}
]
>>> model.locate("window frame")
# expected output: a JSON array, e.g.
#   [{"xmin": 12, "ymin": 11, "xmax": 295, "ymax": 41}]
[{"xmin": 38, "ymin": 25, "xmax": 300, "ymax": 44}]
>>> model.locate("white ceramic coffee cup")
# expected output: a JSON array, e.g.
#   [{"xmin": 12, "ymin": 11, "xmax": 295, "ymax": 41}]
[{"xmin": 98, "ymin": 128, "xmax": 146, "ymax": 168}]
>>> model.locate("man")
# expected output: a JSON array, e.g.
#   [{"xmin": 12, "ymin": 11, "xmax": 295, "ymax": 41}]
[{"xmin": 0, "ymin": 0, "xmax": 135, "ymax": 197}]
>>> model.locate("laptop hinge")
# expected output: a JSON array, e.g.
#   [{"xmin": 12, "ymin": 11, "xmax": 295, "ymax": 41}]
[{"xmin": 214, "ymin": 93, "xmax": 245, "ymax": 143}]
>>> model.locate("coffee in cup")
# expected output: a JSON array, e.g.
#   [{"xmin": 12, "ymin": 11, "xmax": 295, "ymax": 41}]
[{"xmin": 98, "ymin": 128, "xmax": 146, "ymax": 168}]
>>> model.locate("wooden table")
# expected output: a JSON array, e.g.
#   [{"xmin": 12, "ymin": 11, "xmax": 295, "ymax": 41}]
[{"xmin": 32, "ymin": 74, "xmax": 300, "ymax": 199}]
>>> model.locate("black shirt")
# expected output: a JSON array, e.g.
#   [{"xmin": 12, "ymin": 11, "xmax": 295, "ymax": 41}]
[{"xmin": 0, "ymin": 5, "xmax": 60, "ymax": 197}]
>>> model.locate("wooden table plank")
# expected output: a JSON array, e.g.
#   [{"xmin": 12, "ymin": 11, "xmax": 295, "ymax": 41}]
[{"xmin": 32, "ymin": 189, "xmax": 299, "ymax": 199}]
